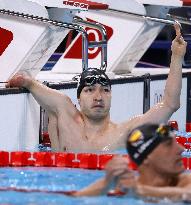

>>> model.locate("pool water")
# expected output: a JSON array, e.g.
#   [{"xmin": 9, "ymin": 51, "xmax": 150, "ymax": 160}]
[{"xmin": 0, "ymin": 167, "xmax": 187, "ymax": 205}]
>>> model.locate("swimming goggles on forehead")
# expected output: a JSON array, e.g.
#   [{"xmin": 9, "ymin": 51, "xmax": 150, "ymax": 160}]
[{"xmin": 83, "ymin": 74, "xmax": 110, "ymax": 86}]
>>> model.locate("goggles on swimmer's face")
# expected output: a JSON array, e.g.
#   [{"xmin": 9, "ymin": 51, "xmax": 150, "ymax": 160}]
[
  {"xmin": 83, "ymin": 74, "xmax": 110, "ymax": 87},
  {"xmin": 155, "ymin": 125, "xmax": 175, "ymax": 142},
  {"xmin": 76, "ymin": 68, "xmax": 111, "ymax": 98}
]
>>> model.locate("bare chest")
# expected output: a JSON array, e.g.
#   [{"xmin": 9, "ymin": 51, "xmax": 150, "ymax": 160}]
[{"xmin": 58, "ymin": 121, "xmax": 127, "ymax": 152}]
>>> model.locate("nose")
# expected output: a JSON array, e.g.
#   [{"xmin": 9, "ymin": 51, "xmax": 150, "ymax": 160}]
[{"xmin": 94, "ymin": 88, "xmax": 103, "ymax": 101}]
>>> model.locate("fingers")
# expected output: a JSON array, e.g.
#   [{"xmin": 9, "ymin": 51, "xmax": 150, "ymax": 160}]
[
  {"xmin": 5, "ymin": 82, "xmax": 10, "ymax": 88},
  {"xmin": 106, "ymin": 164, "xmax": 129, "ymax": 174},
  {"xmin": 174, "ymin": 21, "xmax": 181, "ymax": 38},
  {"xmin": 6, "ymin": 74, "xmax": 22, "ymax": 88},
  {"xmin": 111, "ymin": 169, "xmax": 127, "ymax": 178},
  {"xmin": 105, "ymin": 156, "xmax": 128, "ymax": 171},
  {"xmin": 106, "ymin": 156, "xmax": 128, "ymax": 166},
  {"xmin": 174, "ymin": 35, "xmax": 186, "ymax": 47},
  {"xmin": 105, "ymin": 156, "xmax": 130, "ymax": 181},
  {"xmin": 173, "ymin": 21, "xmax": 186, "ymax": 45},
  {"xmin": 5, "ymin": 72, "xmax": 29, "ymax": 89},
  {"xmin": 118, "ymin": 171, "xmax": 135, "ymax": 180},
  {"xmin": 106, "ymin": 165, "xmax": 129, "ymax": 178}
]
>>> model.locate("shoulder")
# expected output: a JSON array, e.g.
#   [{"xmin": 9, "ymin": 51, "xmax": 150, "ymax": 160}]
[
  {"xmin": 177, "ymin": 173, "xmax": 191, "ymax": 188},
  {"xmin": 54, "ymin": 92, "xmax": 79, "ymax": 116},
  {"xmin": 111, "ymin": 121, "xmax": 135, "ymax": 147},
  {"xmin": 114, "ymin": 114, "xmax": 151, "ymax": 146}
]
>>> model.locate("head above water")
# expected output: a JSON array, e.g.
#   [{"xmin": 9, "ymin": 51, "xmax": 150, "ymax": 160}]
[
  {"xmin": 126, "ymin": 124, "xmax": 176, "ymax": 166},
  {"xmin": 77, "ymin": 68, "xmax": 111, "ymax": 99}
]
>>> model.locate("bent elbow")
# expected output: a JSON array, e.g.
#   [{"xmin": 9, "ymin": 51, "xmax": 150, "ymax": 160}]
[
  {"xmin": 167, "ymin": 101, "xmax": 180, "ymax": 113},
  {"xmin": 175, "ymin": 103, "xmax": 180, "ymax": 111},
  {"xmin": 173, "ymin": 105, "xmax": 180, "ymax": 113}
]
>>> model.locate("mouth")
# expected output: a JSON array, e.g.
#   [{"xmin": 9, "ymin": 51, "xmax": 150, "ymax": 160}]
[
  {"xmin": 92, "ymin": 105, "xmax": 104, "ymax": 108},
  {"xmin": 92, "ymin": 103, "xmax": 104, "ymax": 108}
]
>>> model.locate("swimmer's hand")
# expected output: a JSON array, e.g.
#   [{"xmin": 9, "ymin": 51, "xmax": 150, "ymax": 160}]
[
  {"xmin": 70, "ymin": 157, "xmax": 136, "ymax": 197},
  {"xmin": 171, "ymin": 22, "xmax": 187, "ymax": 57},
  {"xmin": 6, "ymin": 72, "xmax": 33, "ymax": 89},
  {"xmin": 105, "ymin": 156, "xmax": 130, "ymax": 183},
  {"xmin": 115, "ymin": 170, "xmax": 137, "ymax": 191},
  {"xmin": 105, "ymin": 156, "xmax": 136, "ymax": 185},
  {"xmin": 104, "ymin": 156, "xmax": 137, "ymax": 196}
]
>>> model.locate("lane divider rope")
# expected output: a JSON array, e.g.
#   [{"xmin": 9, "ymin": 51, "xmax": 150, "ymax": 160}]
[{"xmin": 0, "ymin": 151, "xmax": 138, "ymax": 170}]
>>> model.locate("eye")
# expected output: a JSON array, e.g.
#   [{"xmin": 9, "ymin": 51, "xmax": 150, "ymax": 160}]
[
  {"xmin": 163, "ymin": 139, "xmax": 173, "ymax": 147},
  {"xmin": 88, "ymin": 87, "xmax": 93, "ymax": 92},
  {"xmin": 84, "ymin": 86, "xmax": 94, "ymax": 93},
  {"xmin": 102, "ymin": 86, "xmax": 111, "ymax": 92},
  {"xmin": 103, "ymin": 88, "xmax": 110, "ymax": 92}
]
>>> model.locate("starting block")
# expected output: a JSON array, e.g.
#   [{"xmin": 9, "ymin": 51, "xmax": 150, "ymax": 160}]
[{"xmin": 0, "ymin": 0, "xmax": 109, "ymax": 83}]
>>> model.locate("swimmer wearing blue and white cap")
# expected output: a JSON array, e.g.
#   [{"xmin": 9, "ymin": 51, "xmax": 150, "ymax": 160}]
[
  {"xmin": 73, "ymin": 124, "xmax": 191, "ymax": 202},
  {"xmin": 7, "ymin": 22, "xmax": 187, "ymax": 152}
]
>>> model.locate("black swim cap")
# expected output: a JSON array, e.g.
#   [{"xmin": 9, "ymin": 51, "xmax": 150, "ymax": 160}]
[
  {"xmin": 126, "ymin": 124, "xmax": 175, "ymax": 166},
  {"xmin": 77, "ymin": 68, "xmax": 111, "ymax": 99}
]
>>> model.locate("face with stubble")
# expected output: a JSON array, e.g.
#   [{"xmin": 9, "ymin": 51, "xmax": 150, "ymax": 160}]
[
  {"xmin": 145, "ymin": 136, "xmax": 184, "ymax": 176},
  {"xmin": 78, "ymin": 84, "xmax": 111, "ymax": 120}
]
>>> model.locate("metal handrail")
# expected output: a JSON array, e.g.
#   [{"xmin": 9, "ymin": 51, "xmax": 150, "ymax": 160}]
[
  {"xmin": 74, "ymin": 16, "xmax": 107, "ymax": 71},
  {"xmin": 107, "ymin": 9, "xmax": 182, "ymax": 26}
]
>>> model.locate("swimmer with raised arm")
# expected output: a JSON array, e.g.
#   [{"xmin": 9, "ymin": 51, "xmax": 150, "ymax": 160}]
[
  {"xmin": 72, "ymin": 124, "xmax": 191, "ymax": 202},
  {"xmin": 6, "ymin": 23, "xmax": 187, "ymax": 152}
]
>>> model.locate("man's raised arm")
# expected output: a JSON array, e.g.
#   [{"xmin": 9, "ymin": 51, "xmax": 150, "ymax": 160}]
[
  {"xmin": 6, "ymin": 72, "xmax": 77, "ymax": 116},
  {"xmin": 128, "ymin": 23, "xmax": 187, "ymax": 129}
]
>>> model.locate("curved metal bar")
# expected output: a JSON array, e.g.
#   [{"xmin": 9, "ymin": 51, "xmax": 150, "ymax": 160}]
[
  {"xmin": 108, "ymin": 9, "xmax": 180, "ymax": 26},
  {"xmin": 167, "ymin": 14, "xmax": 191, "ymax": 27},
  {"xmin": 74, "ymin": 16, "xmax": 107, "ymax": 71}
]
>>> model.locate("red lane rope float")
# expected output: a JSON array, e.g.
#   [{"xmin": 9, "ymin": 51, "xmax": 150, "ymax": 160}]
[
  {"xmin": 0, "ymin": 150, "xmax": 189, "ymax": 169},
  {"xmin": 0, "ymin": 151, "xmax": 138, "ymax": 170}
]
